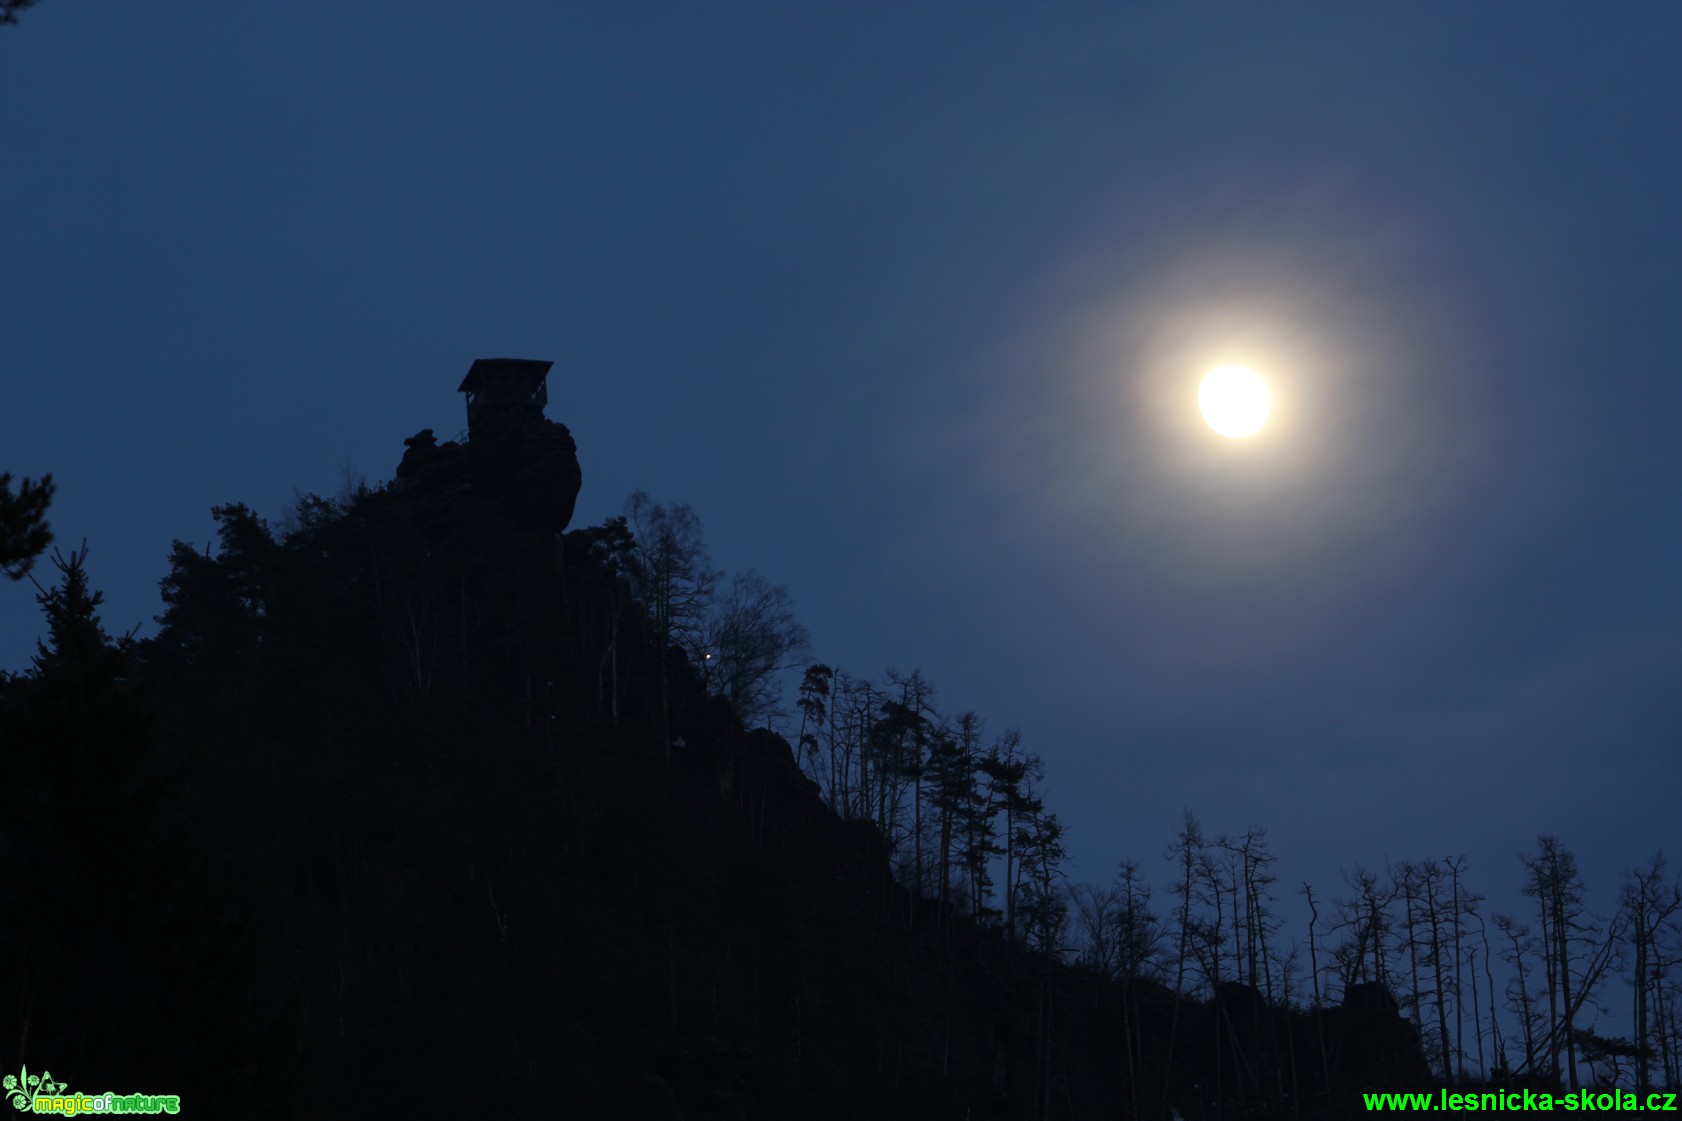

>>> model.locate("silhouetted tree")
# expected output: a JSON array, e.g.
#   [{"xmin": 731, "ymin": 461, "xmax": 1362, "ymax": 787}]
[
  {"xmin": 792, "ymin": 661, "xmax": 832, "ymax": 785},
  {"xmin": 1217, "ymin": 827, "xmax": 1279, "ymax": 997},
  {"xmin": 566, "ymin": 515, "xmax": 639, "ymax": 722},
  {"xmin": 1496, "ymin": 912, "xmax": 1544, "ymax": 1078},
  {"xmin": 0, "ymin": 0, "xmax": 40, "ymax": 28},
  {"xmin": 1162, "ymin": 809, "xmax": 1206, "ymax": 1115},
  {"xmin": 1524, "ymin": 835, "xmax": 1592, "ymax": 1088},
  {"xmin": 1070, "ymin": 881, "xmax": 1122, "ymax": 977},
  {"xmin": 875, "ymin": 668, "xmax": 935, "ymax": 904},
  {"xmin": 0, "ymin": 545, "xmax": 293, "ymax": 1114},
  {"xmin": 152, "ymin": 503, "xmax": 280, "ymax": 727},
  {"xmin": 624, "ymin": 491, "xmax": 715, "ymax": 763},
  {"xmin": 1472, "ymin": 908, "xmax": 1508, "ymax": 1080},
  {"xmin": 0, "ymin": 472, "xmax": 53, "ymax": 581},
  {"xmin": 702, "ymin": 569, "xmax": 809, "ymax": 729},
  {"xmin": 1113, "ymin": 860, "xmax": 1162, "ymax": 1120},
  {"xmin": 1621, "ymin": 854, "xmax": 1681, "ymax": 1099},
  {"xmin": 1334, "ymin": 866, "xmax": 1396, "ymax": 994},
  {"xmin": 1015, "ymin": 806, "xmax": 1066, "ymax": 956},
  {"xmin": 927, "ymin": 711, "xmax": 982, "ymax": 946},
  {"xmin": 954, "ymin": 718, "xmax": 1002, "ymax": 928},
  {"xmin": 1196, "ymin": 844, "xmax": 1229, "ymax": 991},
  {"xmin": 1444, "ymin": 855, "xmax": 1482, "ymax": 1080},
  {"xmin": 1395, "ymin": 859, "xmax": 1455, "ymax": 1079},
  {"xmin": 824, "ymin": 669, "xmax": 878, "ymax": 820},
  {"xmin": 1662, "ymin": 945, "xmax": 1682, "ymax": 1090},
  {"xmin": 1423, "ymin": 860, "xmax": 1455, "ymax": 1081},
  {"xmin": 979, "ymin": 730, "xmax": 1036, "ymax": 947},
  {"xmin": 1303, "ymin": 883, "xmax": 1334, "ymax": 1099},
  {"xmin": 1010, "ymin": 800, "xmax": 1067, "ymax": 1120}
]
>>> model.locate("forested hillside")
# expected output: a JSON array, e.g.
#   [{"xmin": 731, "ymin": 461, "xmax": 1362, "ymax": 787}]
[{"xmin": 1, "ymin": 399, "xmax": 1675, "ymax": 1118}]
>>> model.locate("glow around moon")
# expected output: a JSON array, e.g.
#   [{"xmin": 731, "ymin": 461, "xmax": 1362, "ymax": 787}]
[{"xmin": 1198, "ymin": 366, "xmax": 1271, "ymax": 438}]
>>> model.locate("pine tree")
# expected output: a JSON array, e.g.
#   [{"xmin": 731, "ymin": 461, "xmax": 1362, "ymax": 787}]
[
  {"xmin": 0, "ymin": 545, "xmax": 295, "ymax": 1114},
  {"xmin": 0, "ymin": 471, "xmax": 53, "ymax": 580}
]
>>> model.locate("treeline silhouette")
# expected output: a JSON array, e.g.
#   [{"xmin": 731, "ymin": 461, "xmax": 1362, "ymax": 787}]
[{"xmin": 1, "ymin": 400, "xmax": 1677, "ymax": 1118}]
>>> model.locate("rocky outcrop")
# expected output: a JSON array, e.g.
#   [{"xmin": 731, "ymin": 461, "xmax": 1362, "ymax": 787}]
[
  {"xmin": 467, "ymin": 412, "xmax": 582, "ymax": 536},
  {"xmin": 394, "ymin": 416, "xmax": 582, "ymax": 536}
]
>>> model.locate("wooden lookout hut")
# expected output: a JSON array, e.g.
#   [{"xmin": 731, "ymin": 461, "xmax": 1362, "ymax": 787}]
[{"xmin": 457, "ymin": 357, "xmax": 553, "ymax": 434}]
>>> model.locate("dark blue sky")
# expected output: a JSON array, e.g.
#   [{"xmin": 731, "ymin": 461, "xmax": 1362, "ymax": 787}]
[{"xmin": 5, "ymin": 5, "xmax": 1679, "ymax": 930}]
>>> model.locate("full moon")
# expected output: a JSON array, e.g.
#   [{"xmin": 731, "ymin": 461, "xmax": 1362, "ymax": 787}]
[{"xmin": 1198, "ymin": 366, "xmax": 1271, "ymax": 438}]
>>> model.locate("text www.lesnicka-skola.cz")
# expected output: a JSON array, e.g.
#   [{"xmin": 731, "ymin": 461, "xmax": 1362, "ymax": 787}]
[{"xmin": 1364, "ymin": 1088, "xmax": 1680, "ymax": 1112}]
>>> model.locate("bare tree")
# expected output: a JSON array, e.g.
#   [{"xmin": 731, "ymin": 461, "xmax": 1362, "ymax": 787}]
[
  {"xmin": 1523, "ymin": 835, "xmax": 1593, "ymax": 1089},
  {"xmin": 1113, "ymin": 860, "xmax": 1162, "ymax": 1121},
  {"xmin": 1331, "ymin": 866, "xmax": 1396, "ymax": 997},
  {"xmin": 623, "ymin": 491, "xmax": 715, "ymax": 763},
  {"xmin": 1424, "ymin": 861, "xmax": 1455, "ymax": 1081},
  {"xmin": 826, "ymin": 670, "xmax": 877, "ymax": 821},
  {"xmin": 1217, "ymin": 827, "xmax": 1279, "ymax": 999},
  {"xmin": 1622, "ymin": 853, "xmax": 1682, "ymax": 1099},
  {"xmin": 1162, "ymin": 810, "xmax": 1206, "ymax": 1116},
  {"xmin": 1474, "ymin": 910, "xmax": 1508, "ymax": 1079},
  {"xmin": 1445, "ymin": 855, "xmax": 1482, "ymax": 1080},
  {"xmin": 1069, "ymin": 882, "xmax": 1123, "ymax": 978},
  {"xmin": 1303, "ymin": 884, "xmax": 1333, "ymax": 1100},
  {"xmin": 701, "ymin": 569, "xmax": 809, "ymax": 729},
  {"xmin": 1392, "ymin": 858, "xmax": 1459, "ymax": 1077},
  {"xmin": 1496, "ymin": 913, "xmax": 1542, "ymax": 1077},
  {"xmin": 1011, "ymin": 802, "xmax": 1068, "ymax": 1121}
]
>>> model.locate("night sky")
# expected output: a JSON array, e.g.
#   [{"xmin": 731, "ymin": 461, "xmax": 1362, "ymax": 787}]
[{"xmin": 5, "ymin": 5, "xmax": 1679, "ymax": 934}]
